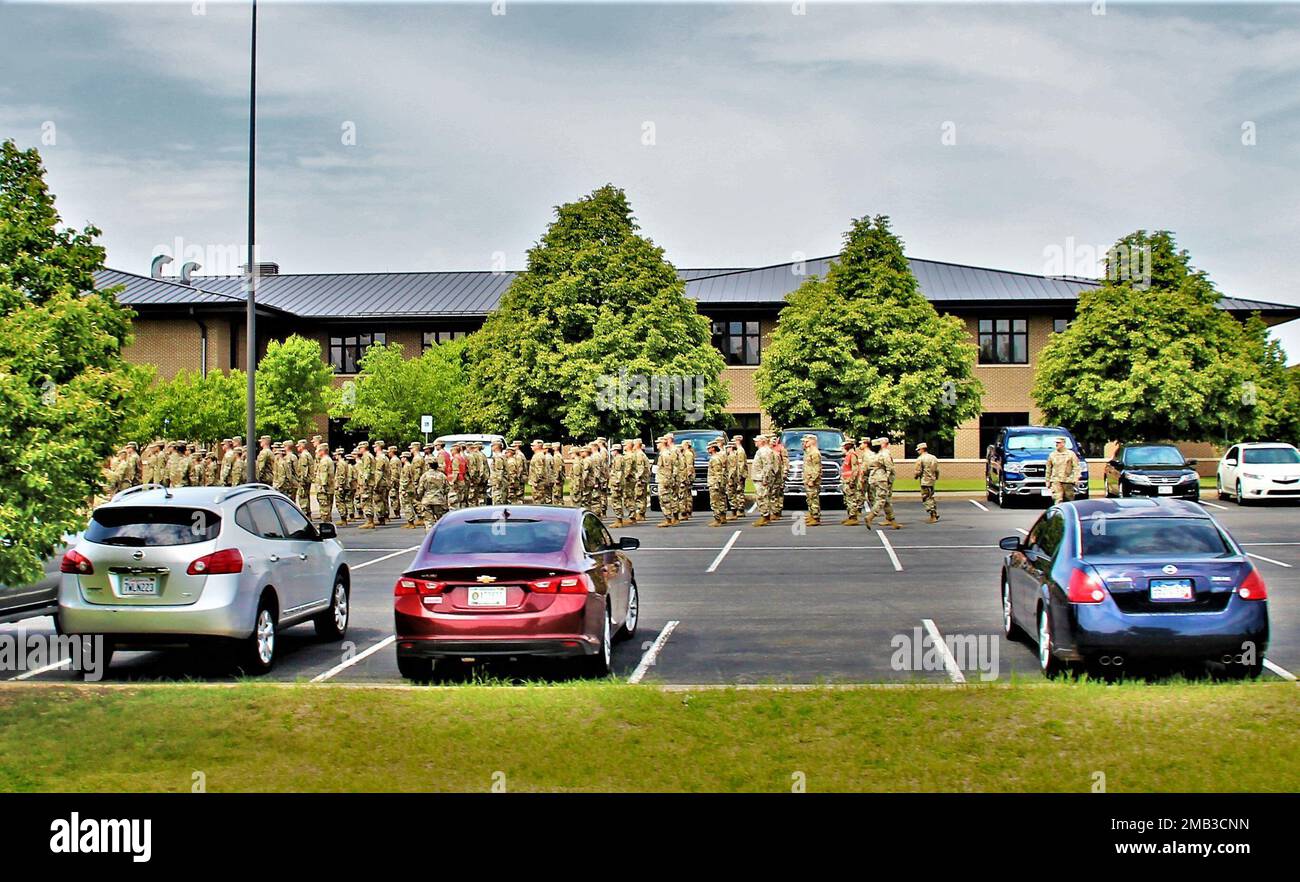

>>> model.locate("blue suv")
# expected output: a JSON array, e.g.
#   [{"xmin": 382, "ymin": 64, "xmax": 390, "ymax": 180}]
[{"xmin": 985, "ymin": 426, "xmax": 1090, "ymax": 507}]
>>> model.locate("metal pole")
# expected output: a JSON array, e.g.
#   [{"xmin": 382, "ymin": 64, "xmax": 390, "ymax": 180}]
[{"xmin": 244, "ymin": 0, "xmax": 258, "ymax": 482}]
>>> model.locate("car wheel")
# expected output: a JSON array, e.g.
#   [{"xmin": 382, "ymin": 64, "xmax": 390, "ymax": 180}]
[
  {"xmin": 617, "ymin": 580, "xmax": 639, "ymax": 641},
  {"xmin": 239, "ymin": 597, "xmax": 277, "ymax": 675},
  {"xmin": 1037, "ymin": 605, "xmax": 1066, "ymax": 679},
  {"xmin": 397, "ymin": 656, "xmax": 435, "ymax": 681},
  {"xmin": 314, "ymin": 576, "xmax": 350, "ymax": 640},
  {"xmin": 1001, "ymin": 578, "xmax": 1025, "ymax": 642},
  {"xmin": 1236, "ymin": 480, "xmax": 1247, "ymax": 506},
  {"xmin": 1217, "ymin": 476, "xmax": 1227, "ymax": 501},
  {"xmin": 75, "ymin": 635, "xmax": 114, "ymax": 679},
  {"xmin": 584, "ymin": 602, "xmax": 613, "ymax": 678},
  {"xmin": 1226, "ymin": 659, "xmax": 1264, "ymax": 680},
  {"xmin": 997, "ymin": 481, "xmax": 1008, "ymax": 508}
]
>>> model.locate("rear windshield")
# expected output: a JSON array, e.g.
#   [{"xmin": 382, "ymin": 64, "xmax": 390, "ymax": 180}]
[
  {"xmin": 1243, "ymin": 447, "xmax": 1300, "ymax": 465},
  {"xmin": 427, "ymin": 519, "xmax": 570, "ymax": 554},
  {"xmin": 783, "ymin": 431, "xmax": 846, "ymax": 455},
  {"xmin": 1006, "ymin": 433, "xmax": 1074, "ymax": 452},
  {"xmin": 1082, "ymin": 517, "xmax": 1231, "ymax": 558},
  {"xmin": 86, "ymin": 506, "xmax": 221, "ymax": 546},
  {"xmin": 1123, "ymin": 446, "xmax": 1185, "ymax": 467}
]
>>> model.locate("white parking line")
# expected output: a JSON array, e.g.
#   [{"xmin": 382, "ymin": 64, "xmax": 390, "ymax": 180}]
[
  {"xmin": 920, "ymin": 619, "xmax": 966, "ymax": 684},
  {"xmin": 878, "ymin": 531, "xmax": 903, "ymax": 571},
  {"xmin": 628, "ymin": 620, "xmax": 680, "ymax": 684},
  {"xmin": 706, "ymin": 531, "xmax": 741, "ymax": 574},
  {"xmin": 969, "ymin": 500, "xmax": 989, "ymax": 512},
  {"xmin": 352, "ymin": 545, "xmax": 421, "ymax": 570},
  {"xmin": 1247, "ymin": 552, "xmax": 1293, "ymax": 569},
  {"xmin": 1243, "ymin": 542, "xmax": 1300, "ymax": 547},
  {"xmin": 1201, "ymin": 501, "xmax": 1229, "ymax": 511},
  {"xmin": 1015, "ymin": 527, "xmax": 1028, "ymax": 535},
  {"xmin": 13, "ymin": 657, "xmax": 72, "ymax": 681},
  {"xmin": 1263, "ymin": 659, "xmax": 1297, "ymax": 682},
  {"xmin": 311, "ymin": 635, "xmax": 396, "ymax": 683}
]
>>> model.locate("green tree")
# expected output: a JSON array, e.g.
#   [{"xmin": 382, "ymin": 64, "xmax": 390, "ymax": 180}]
[
  {"xmin": 755, "ymin": 215, "xmax": 983, "ymax": 442},
  {"xmin": 1240, "ymin": 316, "xmax": 1300, "ymax": 446},
  {"xmin": 329, "ymin": 338, "xmax": 467, "ymax": 441},
  {"xmin": 0, "ymin": 140, "xmax": 137, "ymax": 585},
  {"xmin": 121, "ymin": 367, "xmax": 248, "ymax": 445},
  {"xmin": 462, "ymin": 185, "xmax": 727, "ymax": 440},
  {"xmin": 255, "ymin": 334, "xmax": 334, "ymax": 438},
  {"xmin": 1033, "ymin": 230, "xmax": 1267, "ymax": 446}
]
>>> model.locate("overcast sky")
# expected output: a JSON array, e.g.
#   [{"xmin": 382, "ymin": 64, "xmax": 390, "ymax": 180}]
[{"xmin": 2, "ymin": 1, "xmax": 1298, "ymax": 360}]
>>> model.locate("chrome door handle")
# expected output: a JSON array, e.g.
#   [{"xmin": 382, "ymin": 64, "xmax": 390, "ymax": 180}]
[{"xmin": 268, "ymin": 554, "xmax": 280, "ymax": 563}]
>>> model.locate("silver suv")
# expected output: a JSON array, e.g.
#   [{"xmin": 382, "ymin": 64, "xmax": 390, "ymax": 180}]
[{"xmin": 59, "ymin": 483, "xmax": 350, "ymax": 674}]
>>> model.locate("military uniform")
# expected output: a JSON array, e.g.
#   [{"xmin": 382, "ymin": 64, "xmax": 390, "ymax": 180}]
[
  {"xmin": 356, "ymin": 443, "xmax": 377, "ymax": 528},
  {"xmin": 655, "ymin": 439, "xmax": 678, "ymax": 526},
  {"xmin": 914, "ymin": 444, "xmax": 940, "ymax": 522},
  {"xmin": 547, "ymin": 444, "xmax": 565, "ymax": 505},
  {"xmin": 865, "ymin": 439, "xmax": 900, "ymax": 529},
  {"xmin": 400, "ymin": 454, "xmax": 418, "ymax": 527},
  {"xmin": 417, "ymin": 465, "xmax": 449, "ymax": 526},
  {"xmin": 608, "ymin": 444, "xmax": 629, "ymax": 525},
  {"xmin": 528, "ymin": 443, "xmax": 549, "ymax": 504},
  {"xmin": 706, "ymin": 442, "xmax": 729, "ymax": 526},
  {"xmin": 314, "ymin": 451, "xmax": 337, "ymax": 524},
  {"xmin": 255, "ymin": 438, "xmax": 274, "ymax": 484},
  {"xmin": 507, "ymin": 442, "xmax": 526, "ymax": 504},
  {"xmin": 802, "ymin": 436, "xmax": 822, "ymax": 524},
  {"xmin": 751, "ymin": 438, "xmax": 779, "ymax": 526},
  {"xmin": 334, "ymin": 452, "xmax": 353, "ymax": 525},
  {"xmin": 1045, "ymin": 442, "xmax": 1081, "ymax": 504},
  {"xmin": 728, "ymin": 437, "xmax": 747, "ymax": 518},
  {"xmin": 840, "ymin": 444, "xmax": 863, "ymax": 525}
]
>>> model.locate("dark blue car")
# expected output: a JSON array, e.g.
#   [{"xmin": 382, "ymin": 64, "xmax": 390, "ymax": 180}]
[{"xmin": 999, "ymin": 498, "xmax": 1269, "ymax": 678}]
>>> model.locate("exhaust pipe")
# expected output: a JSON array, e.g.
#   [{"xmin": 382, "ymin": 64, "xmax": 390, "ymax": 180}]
[
  {"xmin": 1112, "ymin": 655, "xmax": 1124, "ymax": 666},
  {"xmin": 1099, "ymin": 655, "xmax": 1112, "ymax": 666},
  {"xmin": 1222, "ymin": 653, "xmax": 1236, "ymax": 664}
]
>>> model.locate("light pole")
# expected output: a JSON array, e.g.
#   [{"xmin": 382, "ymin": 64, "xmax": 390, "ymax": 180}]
[{"xmin": 244, "ymin": 0, "xmax": 258, "ymax": 482}]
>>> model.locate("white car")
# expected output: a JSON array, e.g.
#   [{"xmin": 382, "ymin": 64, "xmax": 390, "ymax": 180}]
[
  {"xmin": 1216, "ymin": 442, "xmax": 1300, "ymax": 504},
  {"xmin": 59, "ymin": 483, "xmax": 350, "ymax": 673},
  {"xmin": 433, "ymin": 433, "xmax": 507, "ymax": 458}
]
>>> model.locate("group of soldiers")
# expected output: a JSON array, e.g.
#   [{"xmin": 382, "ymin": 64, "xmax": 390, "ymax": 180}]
[{"xmin": 105, "ymin": 428, "xmax": 958, "ymax": 533}]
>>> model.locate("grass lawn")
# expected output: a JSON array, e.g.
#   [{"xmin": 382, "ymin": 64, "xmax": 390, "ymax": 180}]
[{"xmin": 1, "ymin": 681, "xmax": 1294, "ymax": 792}]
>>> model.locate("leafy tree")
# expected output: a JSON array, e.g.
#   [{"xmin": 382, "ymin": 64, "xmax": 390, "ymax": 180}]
[
  {"xmin": 462, "ymin": 185, "xmax": 727, "ymax": 440},
  {"xmin": 121, "ymin": 367, "xmax": 248, "ymax": 445},
  {"xmin": 1033, "ymin": 230, "xmax": 1268, "ymax": 446},
  {"xmin": 254, "ymin": 334, "xmax": 334, "ymax": 438},
  {"xmin": 0, "ymin": 140, "xmax": 136, "ymax": 585},
  {"xmin": 329, "ymin": 338, "xmax": 467, "ymax": 441},
  {"xmin": 755, "ymin": 214, "xmax": 983, "ymax": 442},
  {"xmin": 1240, "ymin": 316, "xmax": 1300, "ymax": 446}
]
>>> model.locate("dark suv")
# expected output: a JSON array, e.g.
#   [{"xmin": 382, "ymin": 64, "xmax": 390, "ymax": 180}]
[
  {"xmin": 986, "ymin": 426, "xmax": 1090, "ymax": 507},
  {"xmin": 780, "ymin": 428, "xmax": 846, "ymax": 506},
  {"xmin": 650, "ymin": 428, "xmax": 726, "ymax": 509},
  {"xmin": 1104, "ymin": 444, "xmax": 1200, "ymax": 501}
]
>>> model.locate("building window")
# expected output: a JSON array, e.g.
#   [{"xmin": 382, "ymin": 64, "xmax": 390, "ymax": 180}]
[
  {"xmin": 422, "ymin": 330, "xmax": 468, "ymax": 351},
  {"xmin": 711, "ymin": 320, "xmax": 761, "ymax": 366},
  {"xmin": 724, "ymin": 413, "xmax": 763, "ymax": 452},
  {"xmin": 979, "ymin": 412, "xmax": 1030, "ymax": 456},
  {"xmin": 1053, "ymin": 318, "xmax": 1070, "ymax": 333},
  {"xmin": 328, "ymin": 331, "xmax": 386, "ymax": 373},
  {"xmin": 906, "ymin": 430, "xmax": 955, "ymax": 459},
  {"xmin": 978, "ymin": 318, "xmax": 1028, "ymax": 364}
]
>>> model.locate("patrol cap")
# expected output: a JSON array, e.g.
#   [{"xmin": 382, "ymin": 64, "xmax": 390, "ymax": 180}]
[
  {"xmin": 532, "ymin": 439, "xmax": 544, "ymax": 446},
  {"xmin": 859, "ymin": 437, "xmax": 872, "ymax": 444},
  {"xmin": 873, "ymin": 437, "xmax": 889, "ymax": 445},
  {"xmin": 915, "ymin": 442, "xmax": 928, "ymax": 451},
  {"xmin": 611, "ymin": 443, "xmax": 622, "ymax": 451},
  {"xmin": 298, "ymin": 439, "xmax": 307, "ymax": 446},
  {"xmin": 400, "ymin": 451, "xmax": 411, "ymax": 459},
  {"xmin": 423, "ymin": 444, "xmax": 434, "ymax": 451},
  {"xmin": 358, "ymin": 440, "xmax": 370, "ymax": 448},
  {"xmin": 221, "ymin": 438, "xmax": 233, "ymax": 445},
  {"xmin": 334, "ymin": 448, "xmax": 344, "ymax": 454},
  {"xmin": 259, "ymin": 435, "xmax": 271, "ymax": 442},
  {"xmin": 1055, "ymin": 436, "xmax": 1068, "ymax": 444},
  {"xmin": 511, "ymin": 440, "xmax": 523, "ymax": 448}
]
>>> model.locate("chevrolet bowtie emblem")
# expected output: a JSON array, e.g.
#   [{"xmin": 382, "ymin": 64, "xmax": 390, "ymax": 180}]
[{"xmin": 476, "ymin": 575, "xmax": 497, "ymax": 583}]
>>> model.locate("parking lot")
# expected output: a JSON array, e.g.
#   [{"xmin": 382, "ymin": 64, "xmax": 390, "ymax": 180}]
[{"xmin": 4, "ymin": 497, "xmax": 1298, "ymax": 685}]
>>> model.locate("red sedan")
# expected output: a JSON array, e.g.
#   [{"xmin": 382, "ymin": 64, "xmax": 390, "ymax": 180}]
[{"xmin": 394, "ymin": 506, "xmax": 641, "ymax": 679}]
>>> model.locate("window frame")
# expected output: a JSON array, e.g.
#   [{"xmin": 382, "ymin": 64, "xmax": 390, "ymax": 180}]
[
  {"xmin": 421, "ymin": 329, "xmax": 469, "ymax": 351},
  {"xmin": 327, "ymin": 330, "xmax": 387, "ymax": 373},
  {"xmin": 710, "ymin": 319, "xmax": 762, "ymax": 366},
  {"xmin": 978, "ymin": 318, "xmax": 1029, "ymax": 365}
]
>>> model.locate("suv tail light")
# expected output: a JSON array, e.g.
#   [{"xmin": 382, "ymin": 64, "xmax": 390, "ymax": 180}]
[
  {"xmin": 187, "ymin": 548, "xmax": 244, "ymax": 575},
  {"xmin": 394, "ymin": 576, "xmax": 445, "ymax": 596},
  {"xmin": 60, "ymin": 549, "xmax": 94, "ymax": 575},
  {"xmin": 1066, "ymin": 566, "xmax": 1106, "ymax": 603},
  {"xmin": 528, "ymin": 574, "xmax": 592, "ymax": 595},
  {"xmin": 1237, "ymin": 566, "xmax": 1268, "ymax": 601}
]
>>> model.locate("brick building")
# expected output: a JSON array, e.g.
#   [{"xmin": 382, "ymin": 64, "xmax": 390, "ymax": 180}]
[{"xmin": 97, "ymin": 256, "xmax": 1300, "ymax": 475}]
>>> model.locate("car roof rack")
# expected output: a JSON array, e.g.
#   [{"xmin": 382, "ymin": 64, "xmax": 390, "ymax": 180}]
[
  {"xmin": 110, "ymin": 483, "xmax": 170, "ymax": 502},
  {"xmin": 215, "ymin": 483, "xmax": 273, "ymax": 504}
]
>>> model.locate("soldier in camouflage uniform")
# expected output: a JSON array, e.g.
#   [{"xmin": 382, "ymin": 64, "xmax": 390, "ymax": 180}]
[
  {"xmin": 675, "ymin": 439, "xmax": 693, "ymax": 520},
  {"xmin": 608, "ymin": 442, "xmax": 629, "ymax": 526},
  {"xmin": 629, "ymin": 439, "xmax": 650, "ymax": 522},
  {"xmin": 728, "ymin": 435, "xmax": 747, "ymax": 518},
  {"xmin": 914, "ymin": 441, "xmax": 941, "ymax": 523},
  {"xmin": 295, "ymin": 441, "xmax": 312, "ymax": 509},
  {"xmin": 751, "ymin": 435, "xmax": 779, "ymax": 526},
  {"xmin": 546, "ymin": 443, "xmax": 564, "ymax": 505},
  {"xmin": 254, "ymin": 436, "xmax": 274, "ymax": 484},
  {"xmin": 802, "ymin": 434, "xmax": 822, "ymax": 526},
  {"xmin": 1045, "ymin": 436, "xmax": 1081, "ymax": 505},
  {"xmin": 333, "ymin": 450, "xmax": 352, "ymax": 525},
  {"xmin": 864, "ymin": 437, "xmax": 901, "ymax": 530},
  {"xmin": 655, "ymin": 436, "xmax": 678, "ymax": 527},
  {"xmin": 356, "ymin": 441, "xmax": 377, "ymax": 529},
  {"xmin": 526, "ymin": 441, "xmax": 548, "ymax": 504},
  {"xmin": 417, "ymin": 460, "xmax": 449, "ymax": 526},
  {"xmin": 706, "ymin": 439, "xmax": 729, "ymax": 527},
  {"xmin": 387, "ymin": 445, "xmax": 402, "ymax": 517},
  {"xmin": 840, "ymin": 440, "xmax": 863, "ymax": 525},
  {"xmin": 400, "ymin": 451, "xmax": 418, "ymax": 527},
  {"xmin": 313, "ymin": 445, "xmax": 336, "ymax": 524}
]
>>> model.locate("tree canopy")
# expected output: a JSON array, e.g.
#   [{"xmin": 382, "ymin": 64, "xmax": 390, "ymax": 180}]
[
  {"xmin": 1033, "ymin": 230, "xmax": 1285, "ymax": 446},
  {"xmin": 0, "ymin": 140, "xmax": 137, "ymax": 585},
  {"xmin": 254, "ymin": 334, "xmax": 335, "ymax": 438},
  {"xmin": 329, "ymin": 338, "xmax": 467, "ymax": 441},
  {"xmin": 461, "ymin": 185, "xmax": 727, "ymax": 440},
  {"xmin": 754, "ymin": 214, "xmax": 983, "ymax": 442},
  {"xmin": 119, "ymin": 365, "xmax": 248, "ymax": 444}
]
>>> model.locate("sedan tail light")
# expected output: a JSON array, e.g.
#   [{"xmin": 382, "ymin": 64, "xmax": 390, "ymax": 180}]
[
  {"xmin": 59, "ymin": 549, "xmax": 94, "ymax": 575},
  {"xmin": 528, "ymin": 574, "xmax": 593, "ymax": 595},
  {"xmin": 187, "ymin": 548, "xmax": 244, "ymax": 575},
  {"xmin": 394, "ymin": 576, "xmax": 445, "ymax": 596},
  {"xmin": 1237, "ymin": 566, "xmax": 1268, "ymax": 601},
  {"xmin": 1066, "ymin": 565, "xmax": 1106, "ymax": 604}
]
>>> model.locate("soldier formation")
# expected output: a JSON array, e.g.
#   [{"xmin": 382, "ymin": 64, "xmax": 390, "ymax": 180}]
[{"xmin": 103, "ymin": 428, "xmax": 947, "ymax": 533}]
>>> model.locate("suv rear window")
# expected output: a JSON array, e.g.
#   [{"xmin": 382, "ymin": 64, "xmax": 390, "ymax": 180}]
[
  {"xmin": 1082, "ymin": 517, "xmax": 1231, "ymax": 558},
  {"xmin": 427, "ymin": 518, "xmax": 570, "ymax": 554},
  {"xmin": 86, "ymin": 506, "xmax": 221, "ymax": 546}
]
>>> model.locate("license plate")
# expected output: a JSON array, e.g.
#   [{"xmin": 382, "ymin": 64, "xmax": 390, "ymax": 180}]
[
  {"xmin": 1150, "ymin": 579, "xmax": 1193, "ymax": 601},
  {"xmin": 1040, "ymin": 488, "xmax": 1052, "ymax": 497},
  {"xmin": 467, "ymin": 586, "xmax": 508, "ymax": 607},
  {"xmin": 121, "ymin": 575, "xmax": 158, "ymax": 596},
  {"xmin": 1157, "ymin": 485, "xmax": 1173, "ymax": 495}
]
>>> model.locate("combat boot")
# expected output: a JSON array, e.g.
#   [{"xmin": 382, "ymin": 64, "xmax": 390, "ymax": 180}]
[
  {"xmin": 840, "ymin": 516, "xmax": 859, "ymax": 526},
  {"xmin": 358, "ymin": 518, "xmax": 376, "ymax": 530},
  {"xmin": 708, "ymin": 517, "xmax": 724, "ymax": 527},
  {"xmin": 806, "ymin": 516, "xmax": 821, "ymax": 527},
  {"xmin": 656, "ymin": 518, "xmax": 674, "ymax": 528},
  {"xmin": 402, "ymin": 522, "xmax": 417, "ymax": 529},
  {"xmin": 863, "ymin": 513, "xmax": 876, "ymax": 529},
  {"xmin": 753, "ymin": 515, "xmax": 770, "ymax": 527},
  {"xmin": 928, "ymin": 512, "xmax": 939, "ymax": 523},
  {"xmin": 887, "ymin": 519, "xmax": 902, "ymax": 530},
  {"xmin": 611, "ymin": 519, "xmax": 626, "ymax": 528}
]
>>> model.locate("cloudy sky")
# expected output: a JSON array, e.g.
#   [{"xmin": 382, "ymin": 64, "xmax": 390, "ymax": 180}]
[{"xmin": 2, "ymin": 1, "xmax": 1298, "ymax": 359}]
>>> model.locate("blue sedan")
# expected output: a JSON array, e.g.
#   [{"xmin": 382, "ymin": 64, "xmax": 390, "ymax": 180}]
[{"xmin": 999, "ymin": 498, "xmax": 1269, "ymax": 678}]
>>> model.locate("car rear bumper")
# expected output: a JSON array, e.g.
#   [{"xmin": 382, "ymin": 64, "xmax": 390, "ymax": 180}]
[
  {"xmin": 1061, "ymin": 598, "xmax": 1268, "ymax": 660},
  {"xmin": 394, "ymin": 594, "xmax": 601, "ymax": 657},
  {"xmin": 58, "ymin": 574, "xmax": 255, "ymax": 640},
  {"xmin": 396, "ymin": 636, "xmax": 599, "ymax": 659}
]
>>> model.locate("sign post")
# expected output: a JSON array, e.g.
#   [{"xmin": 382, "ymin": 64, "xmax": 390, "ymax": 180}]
[{"xmin": 421, "ymin": 414, "xmax": 433, "ymax": 444}]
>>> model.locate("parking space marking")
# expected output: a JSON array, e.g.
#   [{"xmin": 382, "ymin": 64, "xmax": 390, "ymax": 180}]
[
  {"xmin": 310, "ymin": 635, "xmax": 396, "ymax": 683},
  {"xmin": 1242, "ymin": 542, "xmax": 1300, "ymax": 547},
  {"xmin": 1263, "ymin": 659, "xmax": 1297, "ymax": 682},
  {"xmin": 706, "ymin": 531, "xmax": 741, "ymax": 574},
  {"xmin": 1246, "ymin": 552, "xmax": 1293, "ymax": 569},
  {"xmin": 13, "ymin": 657, "xmax": 71, "ymax": 681},
  {"xmin": 352, "ymin": 545, "xmax": 421, "ymax": 570},
  {"xmin": 1201, "ymin": 501, "xmax": 1229, "ymax": 511},
  {"xmin": 1015, "ymin": 527, "xmax": 1028, "ymax": 535},
  {"xmin": 969, "ymin": 500, "xmax": 989, "ymax": 512},
  {"xmin": 920, "ymin": 619, "xmax": 966, "ymax": 684},
  {"xmin": 878, "ymin": 531, "xmax": 902, "ymax": 571},
  {"xmin": 628, "ymin": 620, "xmax": 680, "ymax": 684}
]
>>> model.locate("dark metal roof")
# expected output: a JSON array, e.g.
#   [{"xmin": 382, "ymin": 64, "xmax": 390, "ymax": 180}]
[{"xmin": 95, "ymin": 268, "xmax": 247, "ymax": 307}]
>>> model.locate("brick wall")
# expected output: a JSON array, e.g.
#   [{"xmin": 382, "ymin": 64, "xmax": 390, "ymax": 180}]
[{"xmin": 123, "ymin": 318, "xmax": 218, "ymax": 380}]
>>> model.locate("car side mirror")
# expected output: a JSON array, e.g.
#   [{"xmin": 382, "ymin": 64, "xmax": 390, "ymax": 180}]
[
  {"xmin": 1185, "ymin": 459, "xmax": 1198, "ymax": 467},
  {"xmin": 617, "ymin": 536, "xmax": 640, "ymax": 551},
  {"xmin": 1225, "ymin": 459, "xmax": 1237, "ymax": 467},
  {"xmin": 1108, "ymin": 459, "xmax": 1120, "ymax": 468},
  {"xmin": 998, "ymin": 536, "xmax": 1022, "ymax": 551},
  {"xmin": 317, "ymin": 523, "xmax": 337, "ymax": 540}
]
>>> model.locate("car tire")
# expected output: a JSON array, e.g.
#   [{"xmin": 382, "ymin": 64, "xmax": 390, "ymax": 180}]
[
  {"xmin": 75, "ymin": 635, "xmax": 113, "ymax": 679},
  {"xmin": 616, "ymin": 580, "xmax": 639, "ymax": 641},
  {"xmin": 1236, "ymin": 479, "xmax": 1247, "ymax": 506},
  {"xmin": 997, "ymin": 481, "xmax": 1008, "ymax": 508},
  {"xmin": 313, "ymin": 575, "xmax": 350, "ymax": 640},
  {"xmin": 397, "ymin": 656, "xmax": 435, "ymax": 681},
  {"xmin": 238, "ymin": 596, "xmax": 278, "ymax": 675},
  {"xmin": 1227, "ymin": 659, "xmax": 1264, "ymax": 680},
  {"xmin": 584, "ymin": 602, "xmax": 613, "ymax": 678},
  {"xmin": 1001, "ymin": 578, "xmax": 1025, "ymax": 642},
  {"xmin": 1217, "ymin": 477, "xmax": 1228, "ymax": 501},
  {"xmin": 1037, "ymin": 605, "xmax": 1067, "ymax": 680}
]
